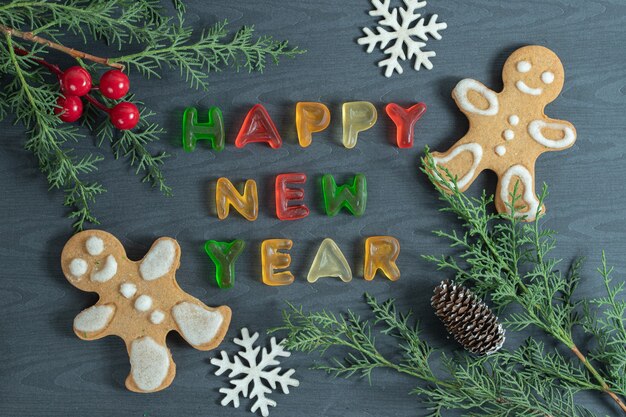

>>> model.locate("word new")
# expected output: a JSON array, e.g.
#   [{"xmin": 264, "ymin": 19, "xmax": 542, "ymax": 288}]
[
  {"xmin": 216, "ymin": 173, "xmax": 367, "ymax": 221},
  {"xmin": 205, "ymin": 236, "xmax": 401, "ymax": 289},
  {"xmin": 182, "ymin": 101, "xmax": 427, "ymax": 151}
]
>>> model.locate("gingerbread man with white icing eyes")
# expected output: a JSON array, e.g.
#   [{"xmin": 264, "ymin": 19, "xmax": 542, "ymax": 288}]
[
  {"xmin": 61, "ymin": 230, "xmax": 231, "ymax": 393},
  {"xmin": 431, "ymin": 45, "xmax": 576, "ymax": 220}
]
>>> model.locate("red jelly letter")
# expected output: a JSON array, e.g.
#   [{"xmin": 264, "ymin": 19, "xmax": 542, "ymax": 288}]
[
  {"xmin": 235, "ymin": 104, "xmax": 282, "ymax": 149},
  {"xmin": 275, "ymin": 173, "xmax": 309, "ymax": 220},
  {"xmin": 385, "ymin": 103, "xmax": 427, "ymax": 148}
]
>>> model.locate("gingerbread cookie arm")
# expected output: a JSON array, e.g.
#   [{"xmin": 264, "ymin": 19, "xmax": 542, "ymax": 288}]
[
  {"xmin": 171, "ymin": 300, "xmax": 231, "ymax": 350},
  {"xmin": 527, "ymin": 118, "xmax": 577, "ymax": 152},
  {"xmin": 73, "ymin": 302, "xmax": 116, "ymax": 340},
  {"xmin": 125, "ymin": 334, "xmax": 176, "ymax": 393},
  {"xmin": 430, "ymin": 140, "xmax": 485, "ymax": 192},
  {"xmin": 495, "ymin": 164, "xmax": 543, "ymax": 221},
  {"xmin": 452, "ymin": 78, "xmax": 500, "ymax": 118}
]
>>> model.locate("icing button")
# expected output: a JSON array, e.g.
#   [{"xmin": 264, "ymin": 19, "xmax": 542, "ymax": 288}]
[
  {"xmin": 508, "ymin": 115, "xmax": 519, "ymax": 126},
  {"xmin": 495, "ymin": 145, "xmax": 506, "ymax": 156},
  {"xmin": 120, "ymin": 283, "xmax": 137, "ymax": 299},
  {"xmin": 150, "ymin": 310, "xmax": 165, "ymax": 324},
  {"xmin": 134, "ymin": 295, "xmax": 153, "ymax": 312},
  {"xmin": 503, "ymin": 129, "xmax": 515, "ymax": 141}
]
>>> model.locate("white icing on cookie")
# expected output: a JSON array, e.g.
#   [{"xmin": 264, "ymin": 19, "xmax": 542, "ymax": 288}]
[
  {"xmin": 150, "ymin": 310, "xmax": 165, "ymax": 325},
  {"xmin": 516, "ymin": 80, "xmax": 542, "ymax": 96},
  {"xmin": 500, "ymin": 165, "xmax": 540, "ymax": 218},
  {"xmin": 69, "ymin": 258, "xmax": 88, "ymax": 277},
  {"xmin": 528, "ymin": 120, "xmax": 576, "ymax": 149},
  {"xmin": 495, "ymin": 145, "xmax": 506, "ymax": 156},
  {"xmin": 453, "ymin": 79, "xmax": 499, "ymax": 116},
  {"xmin": 432, "ymin": 143, "xmax": 483, "ymax": 190},
  {"xmin": 120, "ymin": 283, "xmax": 137, "ymax": 299},
  {"xmin": 130, "ymin": 336, "xmax": 170, "ymax": 392},
  {"xmin": 90, "ymin": 255, "xmax": 117, "ymax": 282},
  {"xmin": 516, "ymin": 61, "xmax": 531, "ymax": 73},
  {"xmin": 508, "ymin": 115, "xmax": 519, "ymax": 126},
  {"xmin": 74, "ymin": 305, "xmax": 114, "ymax": 333},
  {"xmin": 541, "ymin": 71, "xmax": 554, "ymax": 84},
  {"xmin": 140, "ymin": 239, "xmax": 176, "ymax": 281},
  {"xmin": 503, "ymin": 129, "xmax": 515, "ymax": 141},
  {"xmin": 85, "ymin": 236, "xmax": 104, "ymax": 256},
  {"xmin": 134, "ymin": 295, "xmax": 152, "ymax": 312},
  {"xmin": 172, "ymin": 302, "xmax": 224, "ymax": 347}
]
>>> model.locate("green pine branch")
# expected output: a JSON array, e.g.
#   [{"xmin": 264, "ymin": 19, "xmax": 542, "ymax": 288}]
[
  {"xmin": 109, "ymin": 19, "xmax": 304, "ymax": 91},
  {"xmin": 273, "ymin": 149, "xmax": 626, "ymax": 415},
  {"xmin": 0, "ymin": 0, "xmax": 304, "ymax": 230}
]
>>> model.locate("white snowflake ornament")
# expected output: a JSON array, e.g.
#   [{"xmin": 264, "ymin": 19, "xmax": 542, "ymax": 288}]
[
  {"xmin": 358, "ymin": 0, "xmax": 447, "ymax": 77},
  {"xmin": 211, "ymin": 328, "xmax": 299, "ymax": 417}
]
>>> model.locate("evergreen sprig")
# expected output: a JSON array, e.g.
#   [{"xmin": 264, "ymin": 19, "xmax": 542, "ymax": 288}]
[
  {"xmin": 0, "ymin": 0, "xmax": 303, "ymax": 230},
  {"xmin": 273, "ymin": 150, "xmax": 626, "ymax": 415}
]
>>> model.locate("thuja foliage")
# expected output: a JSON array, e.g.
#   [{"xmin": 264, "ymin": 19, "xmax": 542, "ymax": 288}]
[
  {"xmin": 0, "ymin": 0, "xmax": 303, "ymax": 230},
  {"xmin": 273, "ymin": 151, "xmax": 626, "ymax": 416}
]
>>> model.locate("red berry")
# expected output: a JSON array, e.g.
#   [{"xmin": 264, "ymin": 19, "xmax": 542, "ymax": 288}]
[
  {"xmin": 109, "ymin": 102, "xmax": 140, "ymax": 130},
  {"xmin": 55, "ymin": 95, "xmax": 83, "ymax": 122},
  {"xmin": 99, "ymin": 70, "xmax": 130, "ymax": 99},
  {"xmin": 60, "ymin": 66, "xmax": 92, "ymax": 96}
]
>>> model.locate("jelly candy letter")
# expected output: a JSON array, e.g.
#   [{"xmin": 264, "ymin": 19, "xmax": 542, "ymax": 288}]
[
  {"xmin": 275, "ymin": 173, "xmax": 309, "ymax": 221},
  {"xmin": 385, "ymin": 103, "xmax": 427, "ymax": 148},
  {"xmin": 342, "ymin": 101, "xmax": 377, "ymax": 149},
  {"xmin": 364, "ymin": 236, "xmax": 400, "ymax": 281},
  {"xmin": 296, "ymin": 102, "xmax": 331, "ymax": 147},
  {"xmin": 216, "ymin": 178, "xmax": 258, "ymax": 221},
  {"xmin": 322, "ymin": 174, "xmax": 367, "ymax": 216},
  {"xmin": 235, "ymin": 104, "xmax": 282, "ymax": 149},
  {"xmin": 182, "ymin": 107, "xmax": 225, "ymax": 152},
  {"xmin": 204, "ymin": 240, "xmax": 245, "ymax": 289},
  {"xmin": 307, "ymin": 238, "xmax": 352, "ymax": 283},
  {"xmin": 261, "ymin": 239, "xmax": 294, "ymax": 286}
]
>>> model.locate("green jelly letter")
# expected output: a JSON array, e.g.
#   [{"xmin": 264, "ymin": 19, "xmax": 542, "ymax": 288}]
[
  {"xmin": 322, "ymin": 174, "xmax": 367, "ymax": 216},
  {"xmin": 204, "ymin": 239, "xmax": 245, "ymax": 289},
  {"xmin": 182, "ymin": 107, "xmax": 225, "ymax": 152}
]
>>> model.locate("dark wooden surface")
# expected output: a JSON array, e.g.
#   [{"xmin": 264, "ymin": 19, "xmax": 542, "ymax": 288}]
[{"xmin": 2, "ymin": 1, "xmax": 626, "ymax": 416}]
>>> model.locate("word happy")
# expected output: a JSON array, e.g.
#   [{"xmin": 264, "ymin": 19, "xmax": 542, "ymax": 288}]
[{"xmin": 182, "ymin": 101, "xmax": 427, "ymax": 151}]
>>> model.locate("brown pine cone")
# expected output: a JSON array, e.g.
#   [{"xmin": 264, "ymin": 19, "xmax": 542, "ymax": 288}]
[{"xmin": 431, "ymin": 280, "xmax": 505, "ymax": 355}]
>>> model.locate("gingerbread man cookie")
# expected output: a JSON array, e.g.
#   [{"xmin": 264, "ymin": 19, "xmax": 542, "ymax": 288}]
[
  {"xmin": 431, "ymin": 45, "xmax": 576, "ymax": 220},
  {"xmin": 61, "ymin": 230, "xmax": 231, "ymax": 393}
]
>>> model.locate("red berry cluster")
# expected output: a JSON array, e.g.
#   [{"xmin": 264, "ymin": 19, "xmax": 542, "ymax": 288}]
[{"xmin": 54, "ymin": 66, "xmax": 139, "ymax": 130}]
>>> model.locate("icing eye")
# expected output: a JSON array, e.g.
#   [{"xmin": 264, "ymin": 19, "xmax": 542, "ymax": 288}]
[
  {"xmin": 516, "ymin": 61, "xmax": 531, "ymax": 73},
  {"xmin": 541, "ymin": 71, "xmax": 555, "ymax": 84}
]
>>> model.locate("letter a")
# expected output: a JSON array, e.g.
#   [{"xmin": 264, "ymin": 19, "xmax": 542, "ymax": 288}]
[
  {"xmin": 235, "ymin": 104, "xmax": 282, "ymax": 149},
  {"xmin": 307, "ymin": 238, "xmax": 352, "ymax": 283},
  {"xmin": 215, "ymin": 178, "xmax": 258, "ymax": 221}
]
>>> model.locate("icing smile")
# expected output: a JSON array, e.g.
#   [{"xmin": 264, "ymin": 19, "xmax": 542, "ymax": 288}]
[{"xmin": 516, "ymin": 80, "xmax": 543, "ymax": 96}]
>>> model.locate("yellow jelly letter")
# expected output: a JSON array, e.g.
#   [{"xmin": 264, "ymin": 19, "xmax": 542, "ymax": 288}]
[
  {"xmin": 342, "ymin": 101, "xmax": 377, "ymax": 149},
  {"xmin": 364, "ymin": 236, "xmax": 400, "ymax": 281},
  {"xmin": 216, "ymin": 177, "xmax": 258, "ymax": 221},
  {"xmin": 307, "ymin": 238, "xmax": 352, "ymax": 283},
  {"xmin": 296, "ymin": 102, "xmax": 331, "ymax": 147},
  {"xmin": 261, "ymin": 239, "xmax": 294, "ymax": 286}
]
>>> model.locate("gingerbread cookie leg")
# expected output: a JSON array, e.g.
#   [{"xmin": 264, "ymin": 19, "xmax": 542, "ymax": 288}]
[
  {"xmin": 430, "ymin": 142, "xmax": 485, "ymax": 192},
  {"xmin": 125, "ymin": 334, "xmax": 176, "ymax": 393},
  {"xmin": 495, "ymin": 164, "xmax": 542, "ymax": 220}
]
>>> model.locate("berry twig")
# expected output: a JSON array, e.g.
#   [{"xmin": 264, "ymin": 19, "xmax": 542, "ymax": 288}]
[{"xmin": 1, "ymin": 24, "xmax": 124, "ymax": 70}]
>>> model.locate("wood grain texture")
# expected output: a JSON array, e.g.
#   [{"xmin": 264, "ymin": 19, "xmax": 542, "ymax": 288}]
[{"xmin": 1, "ymin": 0, "xmax": 626, "ymax": 416}]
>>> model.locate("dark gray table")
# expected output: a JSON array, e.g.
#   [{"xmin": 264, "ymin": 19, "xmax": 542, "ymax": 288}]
[{"xmin": 2, "ymin": 1, "xmax": 626, "ymax": 416}]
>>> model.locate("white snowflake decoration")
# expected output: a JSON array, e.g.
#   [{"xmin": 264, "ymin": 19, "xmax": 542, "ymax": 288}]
[
  {"xmin": 211, "ymin": 328, "xmax": 299, "ymax": 417},
  {"xmin": 358, "ymin": 0, "xmax": 447, "ymax": 77}
]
